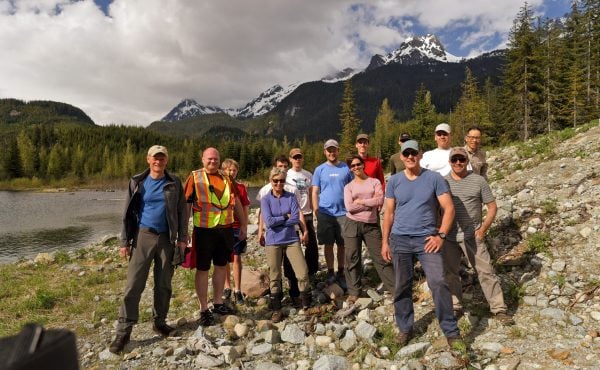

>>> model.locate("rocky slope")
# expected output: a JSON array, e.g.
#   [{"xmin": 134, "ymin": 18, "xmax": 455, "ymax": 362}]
[{"xmin": 11, "ymin": 123, "xmax": 600, "ymax": 369}]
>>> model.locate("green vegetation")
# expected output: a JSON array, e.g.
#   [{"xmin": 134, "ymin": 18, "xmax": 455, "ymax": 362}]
[
  {"xmin": 504, "ymin": 280, "xmax": 525, "ymax": 306},
  {"xmin": 541, "ymin": 198, "xmax": 558, "ymax": 215},
  {"xmin": 374, "ymin": 324, "xmax": 400, "ymax": 359},
  {"xmin": 527, "ymin": 231, "xmax": 551, "ymax": 255}
]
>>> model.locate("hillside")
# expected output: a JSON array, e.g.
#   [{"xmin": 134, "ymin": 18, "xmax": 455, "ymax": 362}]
[
  {"xmin": 0, "ymin": 99, "xmax": 95, "ymax": 126},
  {"xmin": 0, "ymin": 122, "xmax": 598, "ymax": 368}
]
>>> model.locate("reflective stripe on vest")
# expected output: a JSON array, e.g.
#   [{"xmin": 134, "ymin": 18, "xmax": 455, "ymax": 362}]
[{"xmin": 191, "ymin": 169, "xmax": 235, "ymax": 228}]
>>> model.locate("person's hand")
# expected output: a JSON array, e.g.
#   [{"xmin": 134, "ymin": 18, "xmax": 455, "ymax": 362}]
[
  {"xmin": 259, "ymin": 234, "xmax": 265, "ymax": 246},
  {"xmin": 381, "ymin": 242, "xmax": 392, "ymax": 263},
  {"xmin": 475, "ymin": 228, "xmax": 485, "ymax": 241},
  {"xmin": 424, "ymin": 235, "xmax": 444, "ymax": 253},
  {"xmin": 238, "ymin": 228, "xmax": 247, "ymax": 241},
  {"xmin": 301, "ymin": 230, "xmax": 308, "ymax": 244},
  {"xmin": 120, "ymin": 245, "xmax": 131, "ymax": 259}
]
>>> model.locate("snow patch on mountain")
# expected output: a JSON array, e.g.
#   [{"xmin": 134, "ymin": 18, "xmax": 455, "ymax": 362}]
[
  {"xmin": 321, "ymin": 68, "xmax": 360, "ymax": 83},
  {"xmin": 236, "ymin": 83, "xmax": 299, "ymax": 118},
  {"xmin": 161, "ymin": 99, "xmax": 226, "ymax": 122}
]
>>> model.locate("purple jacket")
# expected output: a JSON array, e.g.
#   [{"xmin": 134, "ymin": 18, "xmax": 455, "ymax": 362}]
[{"xmin": 260, "ymin": 190, "xmax": 300, "ymax": 245}]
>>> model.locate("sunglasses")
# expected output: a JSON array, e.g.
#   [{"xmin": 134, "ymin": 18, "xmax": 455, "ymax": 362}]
[
  {"xmin": 436, "ymin": 131, "xmax": 449, "ymax": 137},
  {"xmin": 292, "ymin": 155, "xmax": 303, "ymax": 160},
  {"xmin": 402, "ymin": 149, "xmax": 419, "ymax": 157},
  {"xmin": 450, "ymin": 156, "xmax": 467, "ymax": 163},
  {"xmin": 350, "ymin": 162, "xmax": 363, "ymax": 168},
  {"xmin": 271, "ymin": 179, "xmax": 285, "ymax": 184}
]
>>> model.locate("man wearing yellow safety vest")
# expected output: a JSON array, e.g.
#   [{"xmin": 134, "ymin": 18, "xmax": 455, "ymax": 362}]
[{"xmin": 183, "ymin": 147, "xmax": 248, "ymax": 327}]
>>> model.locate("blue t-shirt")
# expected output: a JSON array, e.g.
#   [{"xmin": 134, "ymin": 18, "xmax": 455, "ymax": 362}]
[
  {"xmin": 385, "ymin": 169, "xmax": 448, "ymax": 236},
  {"xmin": 313, "ymin": 161, "xmax": 353, "ymax": 217},
  {"xmin": 139, "ymin": 175, "xmax": 168, "ymax": 233}
]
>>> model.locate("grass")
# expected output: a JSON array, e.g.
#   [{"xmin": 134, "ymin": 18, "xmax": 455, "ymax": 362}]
[
  {"xmin": 374, "ymin": 323, "xmax": 400, "ymax": 359},
  {"xmin": 541, "ymin": 198, "xmax": 558, "ymax": 215},
  {"xmin": 550, "ymin": 274, "xmax": 566, "ymax": 288},
  {"xmin": 504, "ymin": 280, "xmax": 525, "ymax": 306},
  {"xmin": 527, "ymin": 232, "xmax": 551, "ymax": 255}
]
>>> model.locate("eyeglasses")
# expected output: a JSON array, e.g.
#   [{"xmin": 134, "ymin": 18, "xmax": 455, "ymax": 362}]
[
  {"xmin": 436, "ymin": 131, "xmax": 449, "ymax": 137},
  {"xmin": 271, "ymin": 179, "xmax": 285, "ymax": 184},
  {"xmin": 350, "ymin": 162, "xmax": 363, "ymax": 168},
  {"xmin": 356, "ymin": 140, "xmax": 369, "ymax": 145},
  {"xmin": 450, "ymin": 156, "xmax": 467, "ymax": 163},
  {"xmin": 466, "ymin": 135, "xmax": 481, "ymax": 140},
  {"xmin": 402, "ymin": 149, "xmax": 418, "ymax": 157},
  {"xmin": 292, "ymin": 155, "xmax": 303, "ymax": 160}
]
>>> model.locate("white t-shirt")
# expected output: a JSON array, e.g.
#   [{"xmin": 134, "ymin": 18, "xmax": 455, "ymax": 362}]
[
  {"xmin": 286, "ymin": 168, "xmax": 313, "ymax": 215},
  {"xmin": 421, "ymin": 148, "xmax": 451, "ymax": 176}
]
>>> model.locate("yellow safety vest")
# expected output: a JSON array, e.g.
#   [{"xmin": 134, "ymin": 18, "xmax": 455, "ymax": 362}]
[{"xmin": 191, "ymin": 169, "xmax": 235, "ymax": 228}]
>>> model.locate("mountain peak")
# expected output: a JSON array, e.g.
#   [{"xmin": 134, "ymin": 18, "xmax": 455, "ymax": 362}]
[
  {"xmin": 161, "ymin": 99, "xmax": 226, "ymax": 122},
  {"xmin": 366, "ymin": 34, "xmax": 461, "ymax": 70}
]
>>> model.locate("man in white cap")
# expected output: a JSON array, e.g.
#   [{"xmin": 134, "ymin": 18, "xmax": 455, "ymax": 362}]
[
  {"xmin": 110, "ymin": 145, "xmax": 188, "ymax": 353},
  {"xmin": 389, "ymin": 133, "xmax": 411, "ymax": 175},
  {"xmin": 312, "ymin": 139, "xmax": 353, "ymax": 288},
  {"xmin": 421, "ymin": 123, "xmax": 452, "ymax": 176}
]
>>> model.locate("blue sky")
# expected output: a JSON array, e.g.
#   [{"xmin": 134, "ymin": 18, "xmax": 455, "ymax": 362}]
[{"xmin": 1, "ymin": 0, "xmax": 572, "ymax": 125}]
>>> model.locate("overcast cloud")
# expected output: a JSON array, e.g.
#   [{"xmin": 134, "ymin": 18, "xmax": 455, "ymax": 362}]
[{"xmin": 0, "ymin": 0, "xmax": 568, "ymax": 126}]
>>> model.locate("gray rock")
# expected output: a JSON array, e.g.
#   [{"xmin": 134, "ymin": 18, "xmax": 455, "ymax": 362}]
[
  {"xmin": 569, "ymin": 314, "xmax": 584, "ymax": 326},
  {"xmin": 281, "ymin": 323, "xmax": 305, "ymax": 344},
  {"xmin": 195, "ymin": 353, "xmax": 224, "ymax": 368},
  {"xmin": 354, "ymin": 321, "xmax": 376, "ymax": 341},
  {"xmin": 551, "ymin": 260, "xmax": 566, "ymax": 272},
  {"xmin": 218, "ymin": 345, "xmax": 239, "ymax": 364},
  {"xmin": 366, "ymin": 289, "xmax": 383, "ymax": 302},
  {"xmin": 580, "ymin": 227, "xmax": 592, "ymax": 238},
  {"xmin": 254, "ymin": 361, "xmax": 284, "ymax": 370},
  {"xmin": 523, "ymin": 296, "xmax": 537, "ymax": 306},
  {"xmin": 540, "ymin": 307, "xmax": 566, "ymax": 321},
  {"xmin": 479, "ymin": 342, "xmax": 504, "ymax": 353},
  {"xmin": 340, "ymin": 329, "xmax": 357, "ymax": 352},
  {"xmin": 251, "ymin": 342, "xmax": 273, "ymax": 355},
  {"xmin": 433, "ymin": 351, "xmax": 463, "ymax": 368},
  {"xmin": 98, "ymin": 348, "xmax": 120, "ymax": 361},
  {"xmin": 312, "ymin": 355, "xmax": 348, "ymax": 370},
  {"xmin": 315, "ymin": 335, "xmax": 332, "ymax": 347},
  {"xmin": 262, "ymin": 329, "xmax": 281, "ymax": 344},
  {"xmin": 395, "ymin": 342, "xmax": 431, "ymax": 359},
  {"xmin": 590, "ymin": 311, "xmax": 600, "ymax": 321}
]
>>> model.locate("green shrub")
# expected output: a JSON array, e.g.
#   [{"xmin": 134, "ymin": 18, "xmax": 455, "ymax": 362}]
[
  {"xmin": 527, "ymin": 232, "xmax": 551, "ymax": 254},
  {"xmin": 541, "ymin": 198, "xmax": 558, "ymax": 215}
]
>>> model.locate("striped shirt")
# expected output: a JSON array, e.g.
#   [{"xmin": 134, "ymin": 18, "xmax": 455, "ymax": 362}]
[{"xmin": 444, "ymin": 172, "xmax": 494, "ymax": 241}]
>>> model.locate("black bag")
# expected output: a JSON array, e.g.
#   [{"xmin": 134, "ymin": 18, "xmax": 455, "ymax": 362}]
[{"xmin": 0, "ymin": 323, "xmax": 79, "ymax": 370}]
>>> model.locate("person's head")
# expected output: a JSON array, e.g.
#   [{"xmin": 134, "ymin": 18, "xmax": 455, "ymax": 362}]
[
  {"xmin": 269, "ymin": 167, "xmax": 287, "ymax": 192},
  {"xmin": 221, "ymin": 158, "xmax": 239, "ymax": 179},
  {"xmin": 146, "ymin": 145, "xmax": 168, "ymax": 176},
  {"xmin": 347, "ymin": 155, "xmax": 365, "ymax": 176},
  {"xmin": 273, "ymin": 155, "xmax": 290, "ymax": 171},
  {"xmin": 289, "ymin": 148, "xmax": 304, "ymax": 170},
  {"xmin": 400, "ymin": 140, "xmax": 421, "ymax": 170},
  {"xmin": 398, "ymin": 133, "xmax": 411, "ymax": 145},
  {"xmin": 323, "ymin": 139, "xmax": 340, "ymax": 163},
  {"xmin": 465, "ymin": 126, "xmax": 482, "ymax": 152},
  {"xmin": 355, "ymin": 134, "xmax": 369, "ymax": 156},
  {"xmin": 434, "ymin": 123, "xmax": 452, "ymax": 150},
  {"xmin": 448, "ymin": 147, "xmax": 469, "ymax": 176},
  {"xmin": 202, "ymin": 147, "xmax": 220, "ymax": 174}
]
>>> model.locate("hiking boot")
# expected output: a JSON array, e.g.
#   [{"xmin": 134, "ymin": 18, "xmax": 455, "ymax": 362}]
[
  {"xmin": 222, "ymin": 288, "xmax": 232, "ymax": 301},
  {"xmin": 396, "ymin": 330, "xmax": 413, "ymax": 347},
  {"xmin": 336, "ymin": 272, "xmax": 347, "ymax": 291},
  {"xmin": 212, "ymin": 303, "xmax": 235, "ymax": 316},
  {"xmin": 152, "ymin": 322, "xmax": 175, "ymax": 337},
  {"xmin": 271, "ymin": 310, "xmax": 284, "ymax": 323},
  {"xmin": 290, "ymin": 296, "xmax": 302, "ymax": 308},
  {"xmin": 447, "ymin": 336, "xmax": 466, "ymax": 350},
  {"xmin": 494, "ymin": 312, "xmax": 515, "ymax": 326},
  {"xmin": 109, "ymin": 331, "xmax": 131, "ymax": 353},
  {"xmin": 199, "ymin": 310, "xmax": 214, "ymax": 327},
  {"xmin": 326, "ymin": 271, "xmax": 336, "ymax": 285},
  {"xmin": 234, "ymin": 291, "xmax": 245, "ymax": 305}
]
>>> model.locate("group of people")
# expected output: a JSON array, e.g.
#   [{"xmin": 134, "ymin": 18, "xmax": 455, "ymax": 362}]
[{"xmin": 109, "ymin": 122, "xmax": 513, "ymax": 354}]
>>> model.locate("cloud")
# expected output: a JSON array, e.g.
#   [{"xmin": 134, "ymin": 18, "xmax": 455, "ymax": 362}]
[{"xmin": 0, "ymin": 0, "xmax": 565, "ymax": 126}]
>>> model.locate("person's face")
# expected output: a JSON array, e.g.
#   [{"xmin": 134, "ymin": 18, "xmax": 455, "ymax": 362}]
[
  {"xmin": 349, "ymin": 159, "xmax": 364, "ymax": 175},
  {"xmin": 290, "ymin": 154, "xmax": 303, "ymax": 169},
  {"xmin": 275, "ymin": 160, "xmax": 289, "ymax": 171},
  {"xmin": 435, "ymin": 130, "xmax": 451, "ymax": 149},
  {"xmin": 324, "ymin": 147, "xmax": 338, "ymax": 162},
  {"xmin": 465, "ymin": 129, "xmax": 482, "ymax": 151},
  {"xmin": 224, "ymin": 165, "xmax": 238, "ymax": 179},
  {"xmin": 147, "ymin": 153, "xmax": 168, "ymax": 174},
  {"xmin": 270, "ymin": 176, "xmax": 286, "ymax": 190},
  {"xmin": 355, "ymin": 139, "xmax": 369, "ymax": 155},
  {"xmin": 202, "ymin": 149, "xmax": 220, "ymax": 173},
  {"xmin": 400, "ymin": 148, "xmax": 421, "ymax": 169},
  {"xmin": 450, "ymin": 154, "xmax": 469, "ymax": 175}
]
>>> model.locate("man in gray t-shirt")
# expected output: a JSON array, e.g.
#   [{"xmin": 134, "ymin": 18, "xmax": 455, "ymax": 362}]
[{"xmin": 442, "ymin": 147, "xmax": 513, "ymax": 325}]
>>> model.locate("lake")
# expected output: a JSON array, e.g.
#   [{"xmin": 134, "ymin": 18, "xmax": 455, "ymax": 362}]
[{"xmin": 0, "ymin": 187, "xmax": 260, "ymax": 263}]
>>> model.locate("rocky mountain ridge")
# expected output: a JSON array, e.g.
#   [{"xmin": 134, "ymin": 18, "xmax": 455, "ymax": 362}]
[{"xmin": 10, "ymin": 122, "xmax": 600, "ymax": 369}]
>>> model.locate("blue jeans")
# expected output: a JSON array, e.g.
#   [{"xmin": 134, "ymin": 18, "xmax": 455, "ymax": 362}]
[{"xmin": 390, "ymin": 234, "xmax": 459, "ymax": 338}]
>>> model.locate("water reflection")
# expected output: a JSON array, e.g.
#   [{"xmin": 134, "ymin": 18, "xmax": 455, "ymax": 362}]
[{"xmin": 0, "ymin": 226, "xmax": 91, "ymax": 262}]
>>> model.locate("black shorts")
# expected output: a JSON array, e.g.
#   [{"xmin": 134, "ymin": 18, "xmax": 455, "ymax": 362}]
[
  {"xmin": 316, "ymin": 211, "xmax": 345, "ymax": 246},
  {"xmin": 193, "ymin": 227, "xmax": 234, "ymax": 271}
]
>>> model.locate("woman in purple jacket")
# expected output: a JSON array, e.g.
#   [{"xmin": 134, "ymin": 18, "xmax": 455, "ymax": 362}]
[{"xmin": 260, "ymin": 167, "xmax": 311, "ymax": 322}]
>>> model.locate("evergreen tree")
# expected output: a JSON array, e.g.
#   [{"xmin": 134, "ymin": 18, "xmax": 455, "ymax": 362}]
[
  {"xmin": 373, "ymin": 98, "xmax": 396, "ymax": 162},
  {"xmin": 16, "ymin": 130, "xmax": 38, "ymax": 177},
  {"xmin": 339, "ymin": 80, "xmax": 361, "ymax": 158},
  {"xmin": 453, "ymin": 67, "xmax": 492, "ymax": 137},
  {"xmin": 411, "ymin": 83, "xmax": 438, "ymax": 148}
]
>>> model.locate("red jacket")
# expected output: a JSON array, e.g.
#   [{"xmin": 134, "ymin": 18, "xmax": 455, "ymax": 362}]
[{"xmin": 362, "ymin": 156, "xmax": 385, "ymax": 192}]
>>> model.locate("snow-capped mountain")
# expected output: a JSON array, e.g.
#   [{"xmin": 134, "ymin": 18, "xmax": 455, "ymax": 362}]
[
  {"xmin": 236, "ymin": 83, "xmax": 299, "ymax": 118},
  {"xmin": 161, "ymin": 99, "xmax": 227, "ymax": 122},
  {"xmin": 321, "ymin": 68, "xmax": 360, "ymax": 83},
  {"xmin": 366, "ymin": 34, "xmax": 462, "ymax": 70}
]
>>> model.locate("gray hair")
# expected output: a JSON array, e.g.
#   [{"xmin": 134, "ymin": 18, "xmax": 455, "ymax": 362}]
[{"xmin": 269, "ymin": 167, "xmax": 287, "ymax": 180}]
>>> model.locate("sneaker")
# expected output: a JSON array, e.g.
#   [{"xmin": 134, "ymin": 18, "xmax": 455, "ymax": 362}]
[
  {"xmin": 494, "ymin": 312, "xmax": 515, "ymax": 326},
  {"xmin": 234, "ymin": 291, "xmax": 245, "ymax": 305},
  {"xmin": 326, "ymin": 271, "xmax": 336, "ymax": 285},
  {"xmin": 212, "ymin": 303, "xmax": 235, "ymax": 316},
  {"xmin": 222, "ymin": 288, "xmax": 232, "ymax": 300},
  {"xmin": 199, "ymin": 310, "xmax": 214, "ymax": 327},
  {"xmin": 336, "ymin": 273, "xmax": 347, "ymax": 291},
  {"xmin": 109, "ymin": 331, "xmax": 131, "ymax": 353},
  {"xmin": 152, "ymin": 322, "xmax": 175, "ymax": 337},
  {"xmin": 396, "ymin": 330, "xmax": 413, "ymax": 347},
  {"xmin": 271, "ymin": 310, "xmax": 283, "ymax": 323}
]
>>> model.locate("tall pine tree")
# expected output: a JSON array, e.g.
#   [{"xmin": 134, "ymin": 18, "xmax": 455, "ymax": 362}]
[{"xmin": 339, "ymin": 80, "xmax": 361, "ymax": 158}]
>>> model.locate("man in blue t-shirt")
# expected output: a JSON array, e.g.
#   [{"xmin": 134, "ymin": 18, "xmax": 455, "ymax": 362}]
[
  {"xmin": 382, "ymin": 140, "xmax": 463, "ymax": 349},
  {"xmin": 311, "ymin": 139, "xmax": 353, "ymax": 288}
]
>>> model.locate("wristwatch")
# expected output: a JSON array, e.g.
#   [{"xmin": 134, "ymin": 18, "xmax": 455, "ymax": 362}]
[{"xmin": 437, "ymin": 232, "xmax": 447, "ymax": 240}]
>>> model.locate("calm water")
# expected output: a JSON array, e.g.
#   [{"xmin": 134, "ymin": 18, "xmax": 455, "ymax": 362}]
[{"xmin": 0, "ymin": 187, "xmax": 260, "ymax": 263}]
